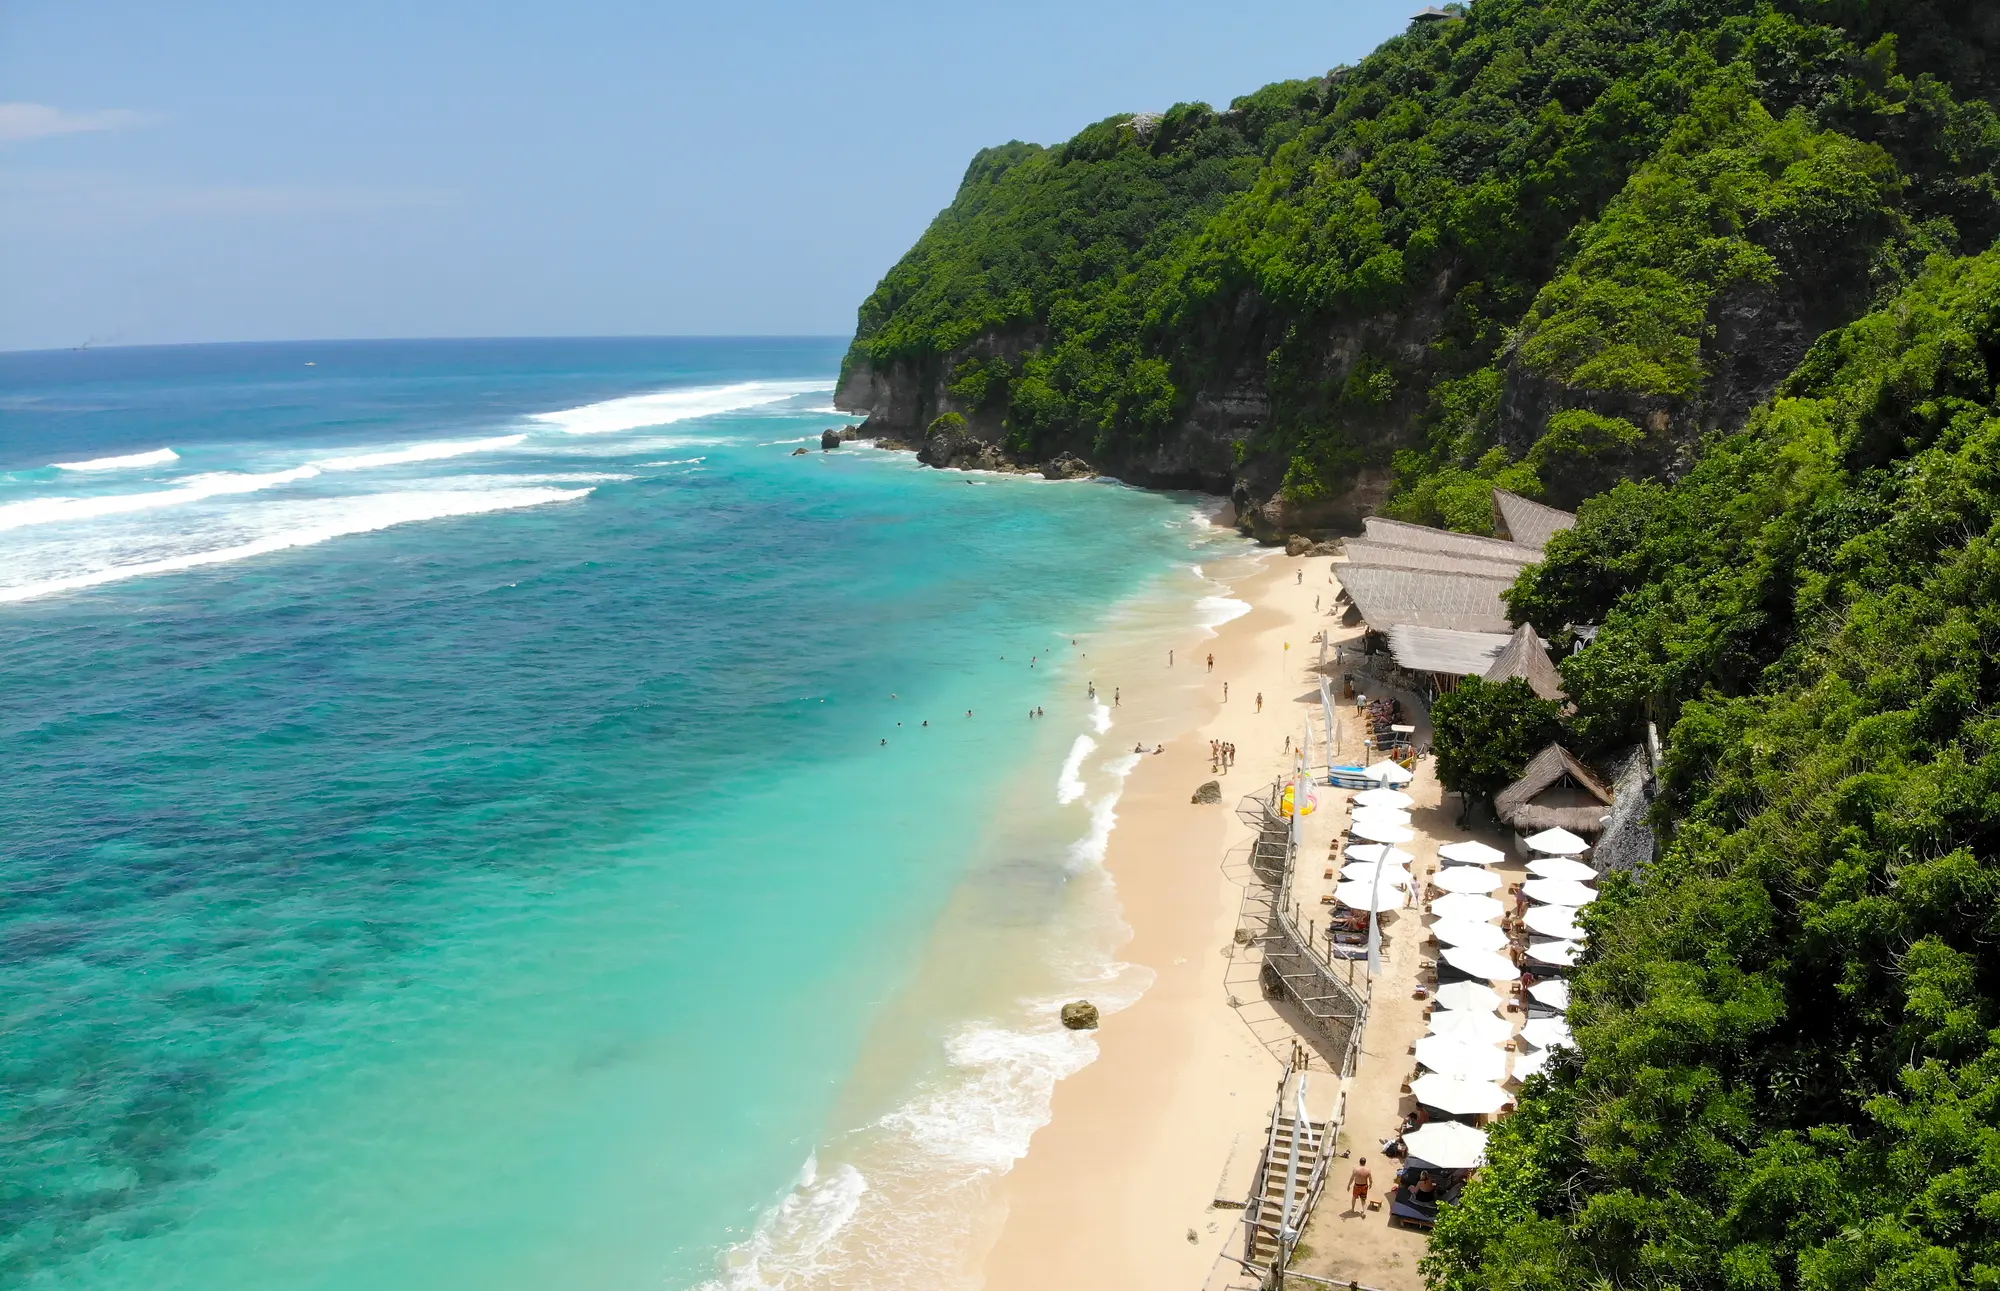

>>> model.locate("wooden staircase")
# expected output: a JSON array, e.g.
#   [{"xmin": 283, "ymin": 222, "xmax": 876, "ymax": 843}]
[{"xmin": 1245, "ymin": 1112, "xmax": 1325, "ymax": 1264}]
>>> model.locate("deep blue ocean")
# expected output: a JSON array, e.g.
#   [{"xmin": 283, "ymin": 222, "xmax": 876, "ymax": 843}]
[{"xmin": 0, "ymin": 339, "xmax": 1243, "ymax": 1289}]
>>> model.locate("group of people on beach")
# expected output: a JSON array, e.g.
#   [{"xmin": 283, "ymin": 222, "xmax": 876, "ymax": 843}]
[{"xmin": 1210, "ymin": 740, "xmax": 1236, "ymax": 773}]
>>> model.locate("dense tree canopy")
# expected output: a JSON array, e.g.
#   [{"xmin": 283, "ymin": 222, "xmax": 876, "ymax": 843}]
[{"xmin": 1431, "ymin": 677, "xmax": 1566, "ymax": 809}]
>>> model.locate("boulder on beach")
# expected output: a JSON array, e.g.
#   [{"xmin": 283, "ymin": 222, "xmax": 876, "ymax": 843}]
[
  {"xmin": 1040, "ymin": 452, "xmax": 1097, "ymax": 480},
  {"xmin": 1060, "ymin": 1000, "xmax": 1100, "ymax": 1030},
  {"xmin": 821, "ymin": 428, "xmax": 843, "ymax": 450},
  {"xmin": 1192, "ymin": 780, "xmax": 1222, "ymax": 804}
]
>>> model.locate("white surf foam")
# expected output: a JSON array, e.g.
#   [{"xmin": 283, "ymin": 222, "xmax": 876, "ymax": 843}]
[
  {"xmin": 50, "ymin": 447, "xmax": 180, "ymax": 472},
  {"xmin": 879, "ymin": 1024, "xmax": 1099, "ymax": 1170},
  {"xmin": 529, "ymin": 380, "xmax": 827, "ymax": 435},
  {"xmin": 1195, "ymin": 593, "xmax": 1252, "ymax": 629},
  {"xmin": 0, "ymin": 466, "xmax": 321, "ymax": 532},
  {"xmin": 316, "ymin": 433, "xmax": 526, "ymax": 471},
  {"xmin": 1056, "ymin": 736, "xmax": 1096, "ymax": 805},
  {"xmin": 701, "ymin": 1156, "xmax": 869, "ymax": 1291},
  {"xmin": 0, "ymin": 487, "xmax": 591, "ymax": 604},
  {"xmin": 1088, "ymin": 699, "xmax": 1112, "ymax": 735}
]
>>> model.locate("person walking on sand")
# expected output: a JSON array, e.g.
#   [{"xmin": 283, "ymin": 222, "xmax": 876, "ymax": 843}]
[
  {"xmin": 1347, "ymin": 1158, "xmax": 1373, "ymax": 1213},
  {"xmin": 1206, "ymin": 653, "xmax": 1214, "ymax": 672},
  {"xmin": 1256, "ymin": 692, "xmax": 1263, "ymax": 713},
  {"xmin": 1169, "ymin": 649, "xmax": 1174, "ymax": 667},
  {"xmin": 1223, "ymin": 682, "xmax": 1229, "ymax": 702},
  {"xmin": 1297, "ymin": 569, "xmax": 1303, "ymax": 584},
  {"xmin": 1114, "ymin": 688, "xmax": 1120, "ymax": 707}
]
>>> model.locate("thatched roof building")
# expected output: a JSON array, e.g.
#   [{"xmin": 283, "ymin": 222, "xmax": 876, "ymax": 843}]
[
  {"xmin": 1338, "ymin": 564, "xmax": 1515, "ymax": 634},
  {"xmin": 1386, "ymin": 625, "xmax": 1512, "ymax": 684},
  {"xmin": 1360, "ymin": 516, "xmax": 1542, "ymax": 566},
  {"xmin": 1492, "ymin": 490, "xmax": 1577, "ymax": 551},
  {"xmin": 1344, "ymin": 539, "xmax": 1533, "ymax": 579},
  {"xmin": 1481, "ymin": 623, "xmax": 1566, "ymax": 702},
  {"xmin": 1495, "ymin": 743, "xmax": 1613, "ymax": 837}
]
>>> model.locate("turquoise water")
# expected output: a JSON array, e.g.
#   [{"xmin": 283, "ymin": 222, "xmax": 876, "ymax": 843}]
[{"xmin": 0, "ymin": 340, "xmax": 1236, "ymax": 1289}]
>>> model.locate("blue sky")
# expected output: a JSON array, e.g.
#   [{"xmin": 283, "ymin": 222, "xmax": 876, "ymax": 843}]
[{"xmin": 1, "ymin": 0, "xmax": 1422, "ymax": 351}]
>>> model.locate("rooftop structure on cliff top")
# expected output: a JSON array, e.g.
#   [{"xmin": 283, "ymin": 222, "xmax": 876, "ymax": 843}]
[
  {"xmin": 1410, "ymin": 5, "xmax": 1457, "ymax": 20},
  {"xmin": 1360, "ymin": 515, "xmax": 1541, "ymax": 566},
  {"xmin": 1344, "ymin": 539, "xmax": 1532, "ymax": 579}
]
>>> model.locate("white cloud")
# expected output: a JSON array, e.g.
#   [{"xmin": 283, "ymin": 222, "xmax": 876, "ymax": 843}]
[{"xmin": 0, "ymin": 102, "xmax": 146, "ymax": 144}]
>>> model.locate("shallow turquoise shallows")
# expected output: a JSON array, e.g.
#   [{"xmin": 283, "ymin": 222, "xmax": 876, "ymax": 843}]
[{"xmin": 0, "ymin": 339, "xmax": 1218, "ymax": 1289}]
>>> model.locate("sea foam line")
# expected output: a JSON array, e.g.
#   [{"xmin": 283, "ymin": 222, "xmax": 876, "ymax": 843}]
[
  {"xmin": 530, "ymin": 380, "xmax": 828, "ymax": 435},
  {"xmin": 1056, "ymin": 736, "xmax": 1096, "ymax": 805},
  {"xmin": 0, "ymin": 466, "xmax": 321, "ymax": 532},
  {"xmin": 50, "ymin": 447, "xmax": 179, "ymax": 472},
  {"xmin": 315, "ymin": 433, "xmax": 526, "ymax": 471},
  {"xmin": 0, "ymin": 487, "xmax": 591, "ymax": 604}
]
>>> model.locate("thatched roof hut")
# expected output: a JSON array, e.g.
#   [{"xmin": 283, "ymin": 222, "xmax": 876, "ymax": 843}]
[
  {"xmin": 1387, "ymin": 625, "xmax": 1512, "ymax": 679},
  {"xmin": 1492, "ymin": 490, "xmax": 1577, "ymax": 551},
  {"xmin": 1481, "ymin": 623, "xmax": 1566, "ymax": 702},
  {"xmin": 1337, "ymin": 564, "xmax": 1515, "ymax": 634},
  {"xmin": 1494, "ymin": 743, "xmax": 1613, "ymax": 837}
]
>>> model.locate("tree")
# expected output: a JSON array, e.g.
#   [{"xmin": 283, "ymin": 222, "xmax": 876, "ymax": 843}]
[{"xmin": 1430, "ymin": 677, "xmax": 1563, "ymax": 816}]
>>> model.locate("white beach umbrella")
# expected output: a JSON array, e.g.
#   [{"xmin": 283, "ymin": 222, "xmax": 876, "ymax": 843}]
[
  {"xmin": 1521, "ymin": 1017, "xmax": 1576, "ymax": 1050},
  {"xmin": 1525, "ymin": 826, "xmax": 1590, "ymax": 856},
  {"xmin": 1437, "ymin": 840, "xmax": 1507, "ymax": 867},
  {"xmin": 1512, "ymin": 1046, "xmax": 1553, "ymax": 1080},
  {"xmin": 1429, "ymin": 892, "xmax": 1505, "ymax": 923},
  {"xmin": 1439, "ymin": 945, "xmax": 1520, "ymax": 981},
  {"xmin": 1354, "ymin": 788, "xmax": 1414, "ymax": 810},
  {"xmin": 1431, "ymin": 980, "xmax": 1503, "ymax": 1012},
  {"xmin": 1345, "ymin": 843, "xmax": 1415, "ymax": 867},
  {"xmin": 1341, "ymin": 861, "xmax": 1412, "ymax": 887},
  {"xmin": 1524, "ymin": 938, "xmax": 1583, "ymax": 967},
  {"xmin": 1335, "ymin": 881, "xmax": 1403, "ymax": 912},
  {"xmin": 1350, "ymin": 818, "xmax": 1415, "ymax": 844},
  {"xmin": 1411, "ymin": 1074, "xmax": 1511, "ymax": 1116},
  {"xmin": 1522, "ymin": 878, "xmax": 1599, "ymax": 907},
  {"xmin": 1526, "ymin": 979, "xmax": 1571, "ymax": 1009},
  {"xmin": 1416, "ymin": 1036, "xmax": 1510, "ymax": 1082},
  {"xmin": 1431, "ymin": 919, "xmax": 1510, "ymax": 953},
  {"xmin": 1427, "ymin": 1008, "xmax": 1514, "ymax": 1046},
  {"xmin": 1522, "ymin": 905, "xmax": 1584, "ymax": 940},
  {"xmin": 1401, "ymin": 1120, "xmax": 1490, "ymax": 1170},
  {"xmin": 1432, "ymin": 866, "xmax": 1503, "ymax": 895},
  {"xmin": 1526, "ymin": 856, "xmax": 1598, "ymax": 881},
  {"xmin": 1363, "ymin": 760, "xmax": 1415, "ymax": 786},
  {"xmin": 1351, "ymin": 807, "xmax": 1413, "ymax": 827}
]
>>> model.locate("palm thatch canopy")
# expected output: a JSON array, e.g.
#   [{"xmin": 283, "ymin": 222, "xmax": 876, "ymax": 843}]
[
  {"xmin": 1492, "ymin": 490, "xmax": 1577, "ymax": 551},
  {"xmin": 1482, "ymin": 623, "xmax": 1566, "ymax": 701},
  {"xmin": 1495, "ymin": 743, "xmax": 1613, "ymax": 835},
  {"xmin": 1338, "ymin": 564, "xmax": 1515, "ymax": 634}
]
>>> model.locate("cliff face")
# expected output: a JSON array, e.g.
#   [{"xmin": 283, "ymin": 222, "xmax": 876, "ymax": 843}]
[{"xmin": 838, "ymin": 1, "xmax": 2000, "ymax": 541}]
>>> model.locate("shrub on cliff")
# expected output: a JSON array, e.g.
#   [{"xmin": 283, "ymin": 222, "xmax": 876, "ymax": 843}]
[{"xmin": 1430, "ymin": 676, "xmax": 1564, "ymax": 816}]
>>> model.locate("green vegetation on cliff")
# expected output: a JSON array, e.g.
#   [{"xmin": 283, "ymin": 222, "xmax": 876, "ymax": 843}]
[
  {"xmin": 851, "ymin": 5, "xmax": 2000, "ymax": 1288},
  {"xmin": 844, "ymin": 0, "xmax": 2000, "ymax": 527},
  {"xmin": 1427, "ymin": 244, "xmax": 2000, "ymax": 1291}
]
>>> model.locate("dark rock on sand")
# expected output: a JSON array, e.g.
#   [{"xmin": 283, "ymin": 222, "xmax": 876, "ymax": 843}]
[
  {"xmin": 1060, "ymin": 1000, "xmax": 1100, "ymax": 1030},
  {"xmin": 1192, "ymin": 780, "xmax": 1222, "ymax": 804}
]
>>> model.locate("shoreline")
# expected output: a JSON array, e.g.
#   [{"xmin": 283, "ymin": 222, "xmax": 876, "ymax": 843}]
[{"xmin": 979, "ymin": 553, "xmax": 1330, "ymax": 1290}]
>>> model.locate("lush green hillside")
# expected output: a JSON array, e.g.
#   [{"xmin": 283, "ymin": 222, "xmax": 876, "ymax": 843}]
[
  {"xmin": 1427, "ymin": 245, "xmax": 2000, "ymax": 1291},
  {"xmin": 840, "ymin": 0, "xmax": 2000, "ymax": 537}
]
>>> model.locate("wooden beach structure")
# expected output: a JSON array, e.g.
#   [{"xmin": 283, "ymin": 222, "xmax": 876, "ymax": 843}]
[{"xmin": 1494, "ymin": 742, "xmax": 1614, "ymax": 848}]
